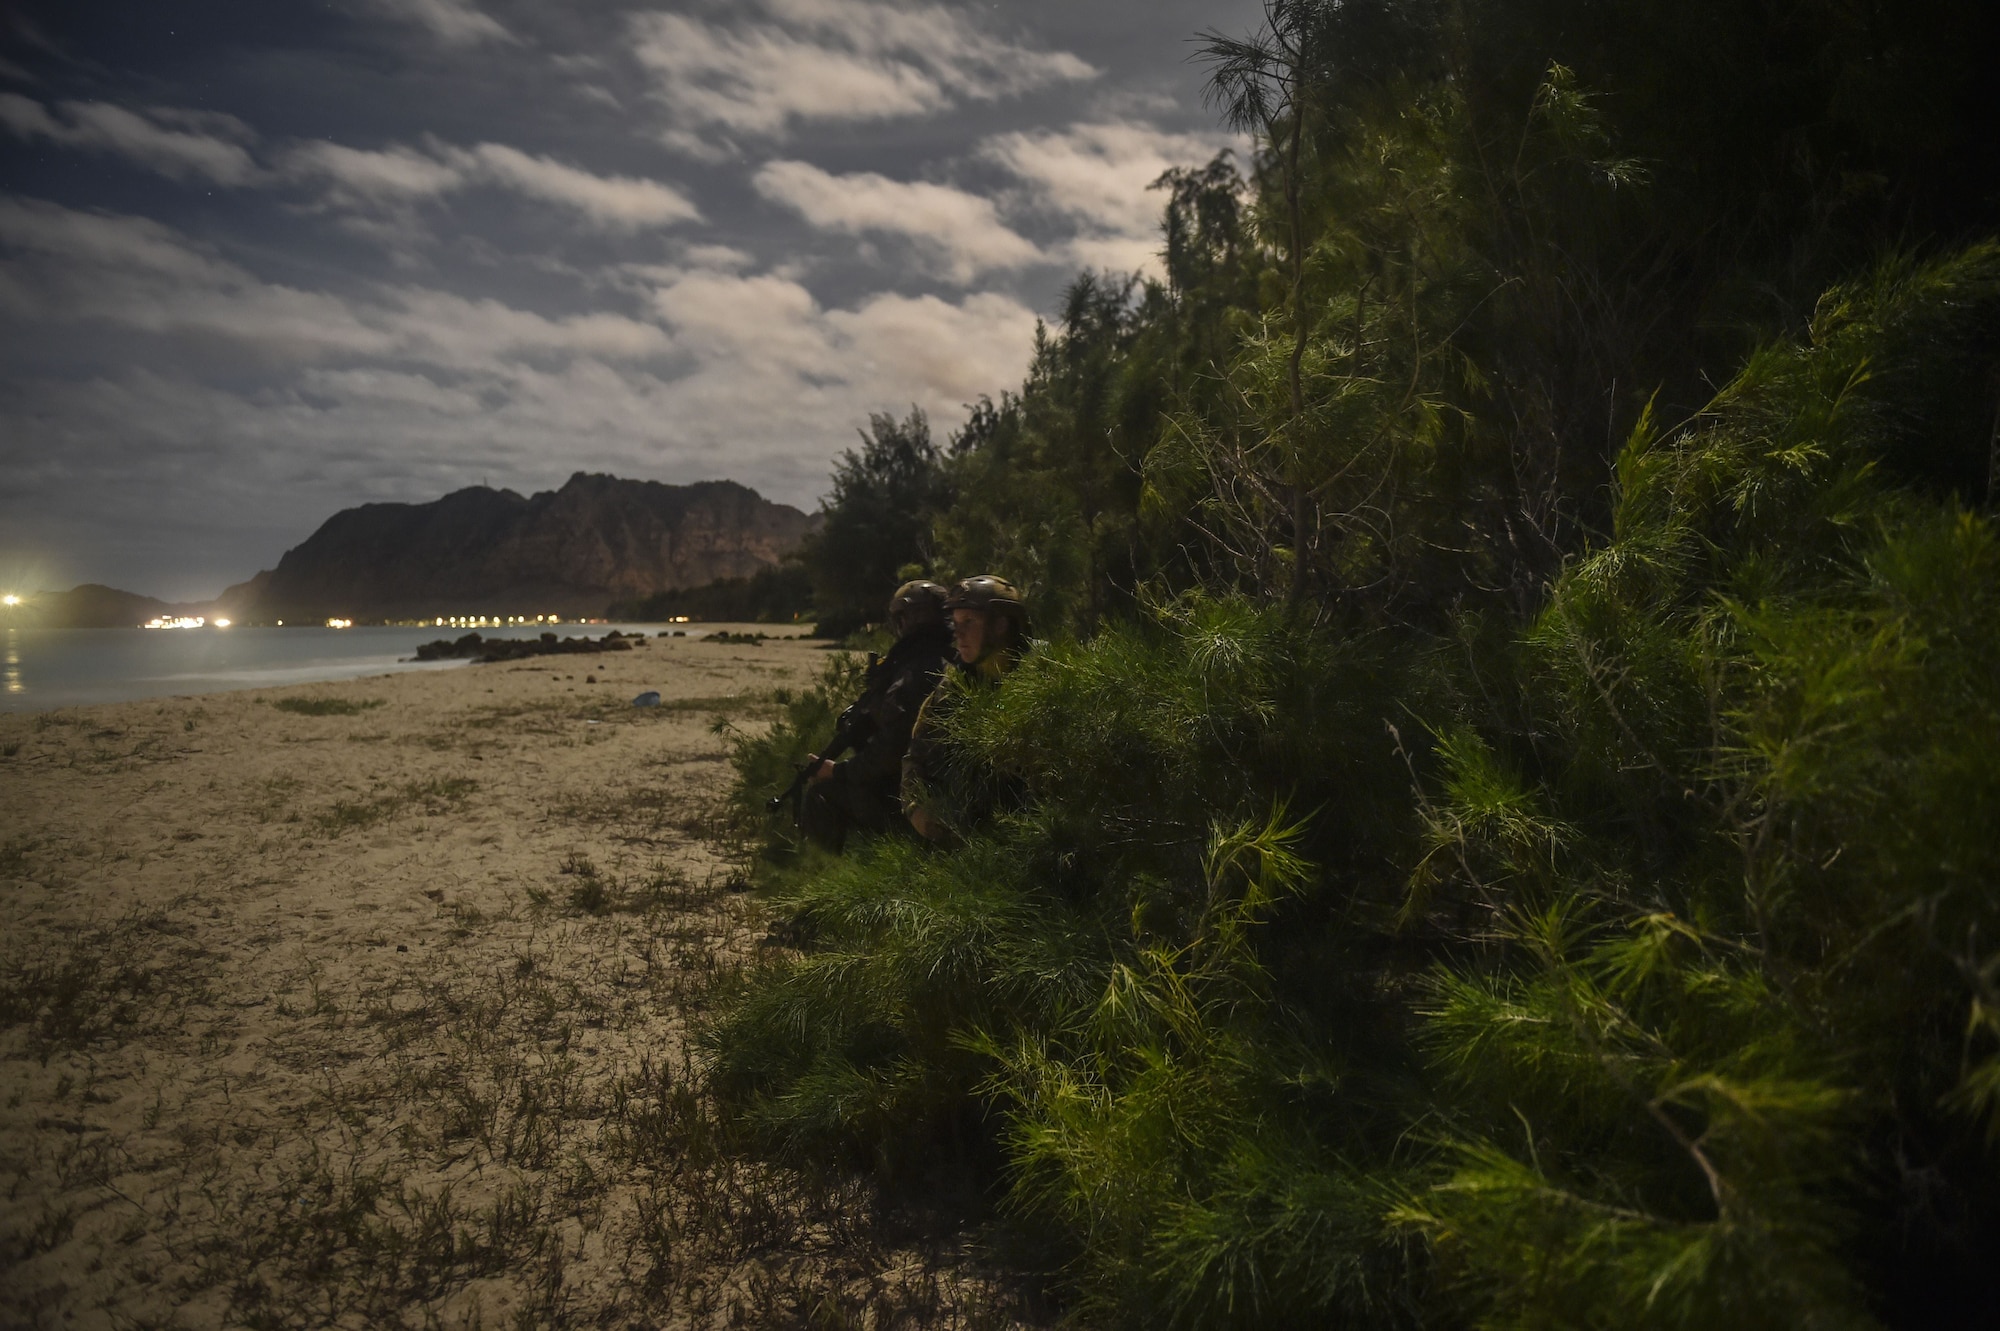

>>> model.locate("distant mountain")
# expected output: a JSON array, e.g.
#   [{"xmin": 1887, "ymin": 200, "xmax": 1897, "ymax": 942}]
[
  {"xmin": 220, "ymin": 473, "xmax": 816, "ymax": 622},
  {"xmin": 10, "ymin": 583, "xmax": 174, "ymax": 628}
]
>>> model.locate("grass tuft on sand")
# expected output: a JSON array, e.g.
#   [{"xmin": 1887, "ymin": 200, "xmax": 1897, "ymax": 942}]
[{"xmin": 272, "ymin": 696, "xmax": 386, "ymax": 716}]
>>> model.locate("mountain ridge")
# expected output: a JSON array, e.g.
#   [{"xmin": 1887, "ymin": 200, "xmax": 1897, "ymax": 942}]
[
  {"xmin": 228, "ymin": 473, "xmax": 815, "ymax": 621},
  {"xmin": 6, "ymin": 474, "xmax": 816, "ymax": 625}
]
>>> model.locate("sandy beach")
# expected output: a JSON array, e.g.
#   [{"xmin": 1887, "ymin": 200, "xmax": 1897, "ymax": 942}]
[{"xmin": 0, "ymin": 633, "xmax": 1035, "ymax": 1329}]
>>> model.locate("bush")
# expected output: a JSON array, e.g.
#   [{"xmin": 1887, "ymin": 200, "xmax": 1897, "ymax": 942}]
[
  {"xmin": 711, "ymin": 247, "xmax": 2000, "ymax": 1327},
  {"xmin": 1397, "ymin": 246, "xmax": 2000, "ymax": 1328}
]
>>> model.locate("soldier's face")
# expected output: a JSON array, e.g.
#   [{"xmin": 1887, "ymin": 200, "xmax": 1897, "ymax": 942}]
[{"xmin": 950, "ymin": 609, "xmax": 987, "ymax": 664}]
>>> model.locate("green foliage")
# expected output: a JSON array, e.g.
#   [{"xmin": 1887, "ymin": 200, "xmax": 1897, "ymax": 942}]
[
  {"xmin": 803, "ymin": 407, "xmax": 950, "ymax": 637},
  {"xmin": 724, "ymin": 251, "xmax": 2000, "ymax": 1325},
  {"xmin": 714, "ymin": 601, "xmax": 1428, "ymax": 1322},
  {"xmin": 922, "ymin": 157, "xmax": 1258, "ymax": 635},
  {"xmin": 933, "ymin": 277, "xmax": 1171, "ymax": 634},
  {"xmin": 739, "ymin": 1, "xmax": 2000, "ymax": 1323},
  {"xmin": 709, "ymin": 835, "xmax": 1102, "ymax": 1176},
  {"xmin": 1397, "ymin": 248, "xmax": 2000, "ymax": 1328},
  {"xmin": 980, "ymin": 807, "xmax": 1423, "ymax": 1327}
]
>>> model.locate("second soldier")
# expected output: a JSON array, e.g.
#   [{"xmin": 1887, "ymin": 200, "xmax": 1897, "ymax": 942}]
[{"xmin": 902, "ymin": 575, "xmax": 1030, "ymax": 843}]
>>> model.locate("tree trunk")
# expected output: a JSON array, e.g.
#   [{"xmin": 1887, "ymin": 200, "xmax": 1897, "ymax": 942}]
[{"xmin": 1284, "ymin": 91, "xmax": 1311, "ymax": 611}]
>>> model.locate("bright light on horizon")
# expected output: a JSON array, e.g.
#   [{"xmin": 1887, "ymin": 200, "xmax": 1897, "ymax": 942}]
[
  {"xmin": 1, "ymin": 594, "xmax": 19, "ymax": 607},
  {"xmin": 214, "ymin": 617, "xmax": 232, "ymax": 628},
  {"xmin": 326, "ymin": 617, "xmax": 354, "ymax": 629}
]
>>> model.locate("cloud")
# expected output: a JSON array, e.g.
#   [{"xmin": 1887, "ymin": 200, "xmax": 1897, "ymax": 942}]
[
  {"xmin": 0, "ymin": 197, "xmax": 1041, "ymax": 589},
  {"xmin": 753, "ymin": 159, "xmax": 1040, "ymax": 281},
  {"xmin": 0, "ymin": 195, "xmax": 238, "ymax": 285},
  {"xmin": 982, "ymin": 120, "xmax": 1241, "ymax": 275},
  {"xmin": 284, "ymin": 140, "xmax": 465, "ymax": 205},
  {"xmin": 0, "ymin": 0, "xmax": 1247, "ymax": 601},
  {"xmin": 0, "ymin": 196, "xmax": 385, "ymax": 356},
  {"xmin": 744, "ymin": 120, "xmax": 1237, "ymax": 285},
  {"xmin": 1, "ymin": 92, "xmax": 700, "ymax": 235},
  {"xmin": 633, "ymin": 12, "xmax": 945, "ymax": 138},
  {"xmin": 0, "ymin": 94, "xmax": 261, "ymax": 184},
  {"xmin": 364, "ymin": 0, "xmax": 513, "ymax": 47},
  {"xmin": 630, "ymin": 0, "xmax": 1095, "ymax": 147},
  {"xmin": 764, "ymin": 0, "xmax": 1096, "ymax": 97},
  {"xmin": 1059, "ymin": 234, "xmax": 1175, "ymax": 278},
  {"xmin": 0, "ymin": 196, "xmax": 670, "ymax": 366},
  {"xmin": 461, "ymin": 143, "xmax": 701, "ymax": 229},
  {"xmin": 823, "ymin": 289, "xmax": 1039, "ymax": 403},
  {"xmin": 283, "ymin": 138, "xmax": 699, "ymax": 231},
  {"xmin": 643, "ymin": 264, "xmax": 1041, "ymax": 431},
  {"xmin": 680, "ymin": 244, "xmax": 756, "ymax": 271},
  {"xmin": 384, "ymin": 288, "xmax": 673, "ymax": 365}
]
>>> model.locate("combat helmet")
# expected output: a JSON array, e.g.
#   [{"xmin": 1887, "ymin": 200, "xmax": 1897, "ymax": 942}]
[
  {"xmin": 886, "ymin": 579, "xmax": 949, "ymax": 636},
  {"xmin": 944, "ymin": 574, "xmax": 1030, "ymax": 642}
]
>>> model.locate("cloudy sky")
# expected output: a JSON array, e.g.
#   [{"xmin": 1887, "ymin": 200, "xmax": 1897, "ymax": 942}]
[{"xmin": 0, "ymin": 0, "xmax": 1256, "ymax": 600}]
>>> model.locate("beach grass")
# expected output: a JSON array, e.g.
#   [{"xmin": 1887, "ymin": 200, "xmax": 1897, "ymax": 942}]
[
  {"xmin": 272, "ymin": 696, "xmax": 386, "ymax": 716},
  {"xmin": 0, "ymin": 902, "xmax": 213, "ymax": 1065},
  {"xmin": 310, "ymin": 776, "xmax": 479, "ymax": 836}
]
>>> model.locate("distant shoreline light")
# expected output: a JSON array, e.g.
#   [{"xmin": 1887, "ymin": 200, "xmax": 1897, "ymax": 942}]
[
  {"xmin": 26, "ymin": 611, "xmax": 631, "ymax": 630},
  {"xmin": 423, "ymin": 613, "xmax": 567, "ymax": 629},
  {"xmin": 136, "ymin": 615, "xmax": 231, "ymax": 629}
]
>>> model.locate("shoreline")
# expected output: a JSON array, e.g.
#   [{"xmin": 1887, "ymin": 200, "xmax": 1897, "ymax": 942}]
[{"xmin": 0, "ymin": 621, "xmax": 819, "ymax": 715}]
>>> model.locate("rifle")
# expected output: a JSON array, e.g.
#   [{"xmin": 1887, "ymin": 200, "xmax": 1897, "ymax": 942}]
[{"xmin": 767, "ymin": 652, "xmax": 882, "ymax": 821}]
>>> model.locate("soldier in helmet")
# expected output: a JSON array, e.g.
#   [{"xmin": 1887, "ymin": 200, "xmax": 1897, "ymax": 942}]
[
  {"xmin": 797, "ymin": 579, "xmax": 954, "ymax": 851},
  {"xmin": 902, "ymin": 575, "xmax": 1030, "ymax": 843}
]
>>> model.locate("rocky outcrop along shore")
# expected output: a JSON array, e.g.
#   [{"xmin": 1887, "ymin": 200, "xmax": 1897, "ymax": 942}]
[{"xmin": 412, "ymin": 630, "xmax": 639, "ymax": 664}]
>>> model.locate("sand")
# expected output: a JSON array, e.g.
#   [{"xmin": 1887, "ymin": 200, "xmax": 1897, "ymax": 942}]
[{"xmin": 0, "ymin": 632, "xmax": 1039, "ymax": 1330}]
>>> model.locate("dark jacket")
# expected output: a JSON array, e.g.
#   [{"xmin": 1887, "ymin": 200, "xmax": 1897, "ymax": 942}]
[{"xmin": 834, "ymin": 624, "xmax": 954, "ymax": 803}]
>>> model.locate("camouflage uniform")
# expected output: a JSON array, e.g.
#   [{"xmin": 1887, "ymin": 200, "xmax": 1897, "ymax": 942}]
[{"xmin": 901, "ymin": 576, "xmax": 1029, "ymax": 842}]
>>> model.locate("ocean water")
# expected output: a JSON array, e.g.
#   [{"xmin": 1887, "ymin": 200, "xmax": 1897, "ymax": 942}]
[{"xmin": 0, "ymin": 624, "xmax": 671, "ymax": 712}]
